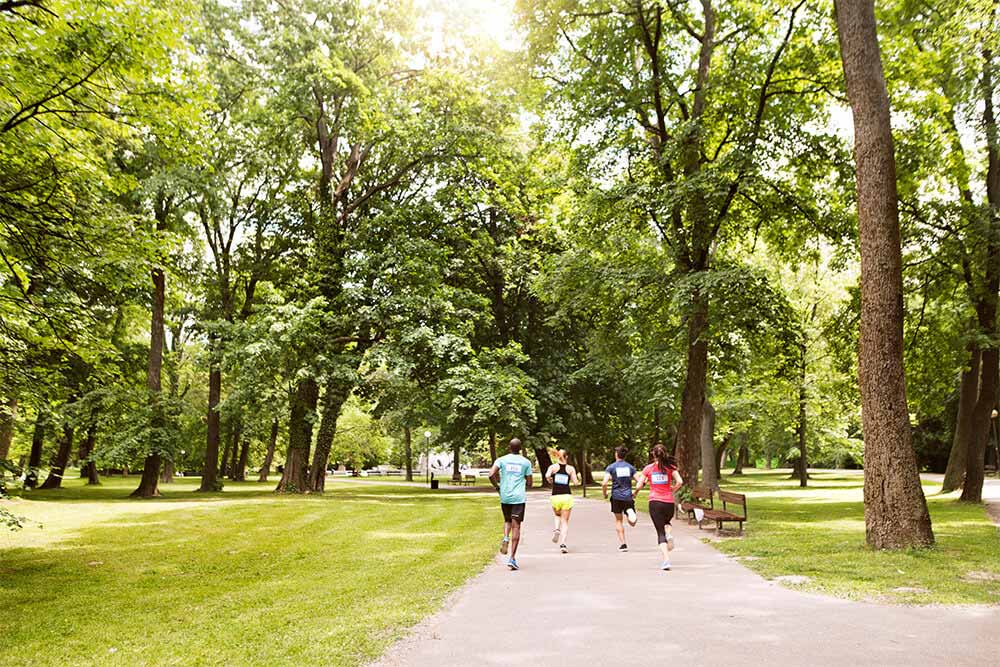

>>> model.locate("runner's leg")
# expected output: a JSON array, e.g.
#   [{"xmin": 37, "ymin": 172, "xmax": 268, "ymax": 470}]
[
  {"xmin": 510, "ymin": 517, "xmax": 522, "ymax": 558},
  {"xmin": 559, "ymin": 507, "xmax": 571, "ymax": 545},
  {"xmin": 614, "ymin": 513, "xmax": 625, "ymax": 545}
]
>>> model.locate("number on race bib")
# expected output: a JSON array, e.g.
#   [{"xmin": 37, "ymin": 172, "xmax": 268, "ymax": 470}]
[
  {"xmin": 554, "ymin": 473, "xmax": 569, "ymax": 485},
  {"xmin": 651, "ymin": 473, "xmax": 669, "ymax": 484},
  {"xmin": 505, "ymin": 464, "xmax": 522, "ymax": 474},
  {"xmin": 615, "ymin": 466, "xmax": 631, "ymax": 478}
]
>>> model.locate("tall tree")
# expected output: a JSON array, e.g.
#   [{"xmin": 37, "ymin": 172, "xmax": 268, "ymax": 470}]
[
  {"xmin": 834, "ymin": 0, "xmax": 933, "ymax": 547},
  {"xmin": 520, "ymin": 0, "xmax": 830, "ymax": 485}
]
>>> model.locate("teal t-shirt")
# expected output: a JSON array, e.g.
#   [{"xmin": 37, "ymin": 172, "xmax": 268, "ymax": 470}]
[{"xmin": 494, "ymin": 453, "xmax": 532, "ymax": 504}]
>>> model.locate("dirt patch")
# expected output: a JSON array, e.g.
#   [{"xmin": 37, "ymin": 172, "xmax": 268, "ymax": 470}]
[{"xmin": 961, "ymin": 571, "xmax": 1000, "ymax": 583}]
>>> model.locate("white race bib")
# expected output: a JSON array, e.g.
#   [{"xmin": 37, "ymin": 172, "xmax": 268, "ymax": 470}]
[
  {"xmin": 554, "ymin": 473, "xmax": 569, "ymax": 485},
  {"xmin": 615, "ymin": 466, "xmax": 631, "ymax": 478},
  {"xmin": 651, "ymin": 473, "xmax": 669, "ymax": 484},
  {"xmin": 505, "ymin": 464, "xmax": 522, "ymax": 474}
]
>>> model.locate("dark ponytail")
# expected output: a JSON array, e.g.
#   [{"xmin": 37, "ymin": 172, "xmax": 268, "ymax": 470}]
[{"xmin": 650, "ymin": 443, "xmax": 676, "ymax": 474}]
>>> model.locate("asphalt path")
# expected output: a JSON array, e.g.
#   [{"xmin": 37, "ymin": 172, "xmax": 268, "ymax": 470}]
[{"xmin": 373, "ymin": 490, "xmax": 999, "ymax": 666}]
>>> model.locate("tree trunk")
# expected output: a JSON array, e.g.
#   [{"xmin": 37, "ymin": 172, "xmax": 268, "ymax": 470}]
[
  {"xmin": 38, "ymin": 424, "xmax": 74, "ymax": 490},
  {"xmin": 160, "ymin": 459, "xmax": 174, "ymax": 483},
  {"xmin": 575, "ymin": 449, "xmax": 594, "ymax": 484},
  {"xmin": 963, "ymin": 348, "xmax": 998, "ymax": 502},
  {"xmin": 652, "ymin": 405, "xmax": 661, "ymax": 444},
  {"xmin": 78, "ymin": 424, "xmax": 99, "ymax": 485},
  {"xmin": 219, "ymin": 424, "xmax": 232, "ymax": 479},
  {"xmin": 943, "ymin": 344, "xmax": 980, "ymax": 492},
  {"xmin": 198, "ymin": 363, "xmax": 223, "ymax": 492},
  {"xmin": 234, "ymin": 435, "xmax": 250, "ymax": 482},
  {"xmin": 732, "ymin": 439, "xmax": 748, "ymax": 476},
  {"xmin": 960, "ymin": 46, "xmax": 1000, "ymax": 503},
  {"xmin": 226, "ymin": 418, "xmax": 242, "ymax": 481},
  {"xmin": 791, "ymin": 341, "xmax": 809, "ymax": 486},
  {"xmin": 716, "ymin": 433, "xmax": 731, "ymax": 481},
  {"xmin": 488, "ymin": 427, "xmax": 497, "ymax": 462},
  {"xmin": 25, "ymin": 406, "xmax": 47, "ymax": 489},
  {"xmin": 276, "ymin": 378, "xmax": 319, "ymax": 493},
  {"xmin": 258, "ymin": 418, "xmax": 279, "ymax": 483},
  {"xmin": 700, "ymin": 399, "xmax": 718, "ymax": 489},
  {"xmin": 0, "ymin": 396, "xmax": 16, "ymax": 461},
  {"xmin": 403, "ymin": 426, "xmax": 413, "ymax": 481},
  {"xmin": 132, "ymin": 197, "xmax": 171, "ymax": 499},
  {"xmin": 835, "ymin": 0, "xmax": 934, "ymax": 547},
  {"xmin": 675, "ymin": 292, "xmax": 709, "ymax": 488},
  {"xmin": 308, "ymin": 381, "xmax": 351, "ymax": 493},
  {"xmin": 534, "ymin": 446, "xmax": 552, "ymax": 487},
  {"xmin": 452, "ymin": 442, "xmax": 461, "ymax": 481}
]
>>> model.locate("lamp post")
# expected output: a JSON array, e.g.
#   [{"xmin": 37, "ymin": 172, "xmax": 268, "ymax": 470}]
[
  {"xmin": 992, "ymin": 410, "xmax": 999, "ymax": 477},
  {"xmin": 424, "ymin": 430, "xmax": 432, "ymax": 486}
]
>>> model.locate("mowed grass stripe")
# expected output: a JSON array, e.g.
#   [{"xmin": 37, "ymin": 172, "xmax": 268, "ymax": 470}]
[
  {"xmin": 712, "ymin": 470, "xmax": 1000, "ymax": 605},
  {"xmin": 1, "ymin": 478, "xmax": 498, "ymax": 666}
]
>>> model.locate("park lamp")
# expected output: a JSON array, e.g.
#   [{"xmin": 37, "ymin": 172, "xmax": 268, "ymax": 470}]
[{"xmin": 424, "ymin": 430, "xmax": 432, "ymax": 486}]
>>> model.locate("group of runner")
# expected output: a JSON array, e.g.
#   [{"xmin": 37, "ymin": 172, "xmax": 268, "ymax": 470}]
[{"xmin": 489, "ymin": 438, "xmax": 683, "ymax": 571}]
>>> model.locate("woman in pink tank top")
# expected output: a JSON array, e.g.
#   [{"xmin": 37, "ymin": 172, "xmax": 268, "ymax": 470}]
[{"xmin": 633, "ymin": 443, "xmax": 683, "ymax": 570}]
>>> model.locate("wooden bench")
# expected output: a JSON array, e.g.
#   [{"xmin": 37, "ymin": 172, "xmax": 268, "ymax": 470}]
[
  {"xmin": 680, "ymin": 485, "xmax": 714, "ymax": 524},
  {"xmin": 459, "ymin": 474, "xmax": 477, "ymax": 486},
  {"xmin": 701, "ymin": 490, "xmax": 748, "ymax": 534}
]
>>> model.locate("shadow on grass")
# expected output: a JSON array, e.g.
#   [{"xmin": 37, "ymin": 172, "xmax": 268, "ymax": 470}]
[{"xmin": 8, "ymin": 476, "xmax": 493, "ymax": 504}]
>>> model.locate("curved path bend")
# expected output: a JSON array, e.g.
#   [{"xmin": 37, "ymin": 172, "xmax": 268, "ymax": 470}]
[{"xmin": 374, "ymin": 492, "xmax": 998, "ymax": 667}]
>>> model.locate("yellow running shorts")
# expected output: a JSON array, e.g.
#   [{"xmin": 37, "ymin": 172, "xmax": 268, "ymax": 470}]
[{"xmin": 550, "ymin": 495, "xmax": 574, "ymax": 511}]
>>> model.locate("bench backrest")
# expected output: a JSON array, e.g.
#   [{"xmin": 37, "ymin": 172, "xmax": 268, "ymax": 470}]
[
  {"xmin": 691, "ymin": 485, "xmax": 714, "ymax": 502},
  {"xmin": 719, "ymin": 490, "xmax": 747, "ymax": 518}
]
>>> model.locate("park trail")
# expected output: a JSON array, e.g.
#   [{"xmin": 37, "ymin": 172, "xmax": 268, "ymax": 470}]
[{"xmin": 373, "ymin": 491, "xmax": 999, "ymax": 667}]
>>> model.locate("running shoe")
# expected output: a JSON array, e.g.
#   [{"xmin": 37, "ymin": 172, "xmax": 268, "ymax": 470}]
[
  {"xmin": 660, "ymin": 560, "xmax": 672, "ymax": 571},
  {"xmin": 559, "ymin": 543, "xmax": 568, "ymax": 554},
  {"xmin": 667, "ymin": 534, "xmax": 675, "ymax": 551},
  {"xmin": 625, "ymin": 508, "xmax": 637, "ymax": 526},
  {"xmin": 507, "ymin": 558, "xmax": 519, "ymax": 570},
  {"xmin": 500, "ymin": 537, "xmax": 509, "ymax": 555},
  {"xmin": 551, "ymin": 528, "xmax": 560, "ymax": 543},
  {"xmin": 618, "ymin": 544, "xmax": 628, "ymax": 552}
]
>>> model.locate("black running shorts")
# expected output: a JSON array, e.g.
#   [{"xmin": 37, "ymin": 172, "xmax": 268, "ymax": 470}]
[
  {"xmin": 501, "ymin": 502, "xmax": 526, "ymax": 522},
  {"xmin": 610, "ymin": 498, "xmax": 635, "ymax": 514}
]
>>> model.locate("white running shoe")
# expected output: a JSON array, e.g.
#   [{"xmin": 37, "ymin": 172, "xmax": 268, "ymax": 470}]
[
  {"xmin": 661, "ymin": 560, "xmax": 672, "ymax": 571},
  {"xmin": 551, "ymin": 528, "xmax": 560, "ymax": 543},
  {"xmin": 625, "ymin": 508, "xmax": 637, "ymax": 526}
]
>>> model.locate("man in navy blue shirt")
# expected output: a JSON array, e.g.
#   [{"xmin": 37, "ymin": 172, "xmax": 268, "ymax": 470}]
[{"xmin": 602, "ymin": 445, "xmax": 639, "ymax": 551}]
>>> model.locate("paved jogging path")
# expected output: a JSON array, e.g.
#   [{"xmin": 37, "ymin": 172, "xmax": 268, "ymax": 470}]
[{"xmin": 373, "ymin": 491, "xmax": 999, "ymax": 667}]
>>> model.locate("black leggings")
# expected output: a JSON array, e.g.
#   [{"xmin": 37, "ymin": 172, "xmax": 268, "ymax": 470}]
[{"xmin": 648, "ymin": 500, "xmax": 675, "ymax": 544}]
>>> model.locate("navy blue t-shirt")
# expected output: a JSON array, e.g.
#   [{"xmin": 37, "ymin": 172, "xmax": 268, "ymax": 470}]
[{"xmin": 605, "ymin": 461, "xmax": 636, "ymax": 500}]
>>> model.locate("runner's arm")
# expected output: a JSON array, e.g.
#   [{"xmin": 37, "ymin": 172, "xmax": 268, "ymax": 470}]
[
  {"xmin": 489, "ymin": 464, "xmax": 500, "ymax": 490},
  {"xmin": 671, "ymin": 469, "xmax": 684, "ymax": 491},
  {"xmin": 569, "ymin": 465, "xmax": 580, "ymax": 485},
  {"xmin": 633, "ymin": 473, "xmax": 646, "ymax": 499},
  {"xmin": 525, "ymin": 469, "xmax": 534, "ymax": 489},
  {"xmin": 544, "ymin": 464, "xmax": 556, "ymax": 483},
  {"xmin": 601, "ymin": 470, "xmax": 610, "ymax": 498}
]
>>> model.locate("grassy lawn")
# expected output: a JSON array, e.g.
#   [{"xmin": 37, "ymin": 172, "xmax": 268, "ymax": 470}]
[
  {"xmin": 1, "ymin": 476, "xmax": 498, "ymax": 667},
  {"xmin": 712, "ymin": 469, "xmax": 1000, "ymax": 605}
]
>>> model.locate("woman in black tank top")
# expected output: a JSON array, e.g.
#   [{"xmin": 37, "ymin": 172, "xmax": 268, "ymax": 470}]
[{"xmin": 545, "ymin": 449, "xmax": 579, "ymax": 553}]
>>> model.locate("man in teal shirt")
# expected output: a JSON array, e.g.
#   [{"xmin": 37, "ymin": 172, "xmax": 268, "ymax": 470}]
[{"xmin": 489, "ymin": 438, "xmax": 533, "ymax": 570}]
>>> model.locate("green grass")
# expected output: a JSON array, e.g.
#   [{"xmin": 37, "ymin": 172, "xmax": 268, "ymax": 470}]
[
  {"xmin": 1, "ymin": 476, "xmax": 499, "ymax": 667},
  {"xmin": 712, "ymin": 469, "xmax": 1000, "ymax": 605}
]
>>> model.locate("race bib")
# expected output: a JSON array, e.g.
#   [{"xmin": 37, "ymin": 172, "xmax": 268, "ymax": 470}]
[
  {"xmin": 615, "ymin": 466, "xmax": 631, "ymax": 478},
  {"xmin": 505, "ymin": 464, "xmax": 522, "ymax": 474},
  {"xmin": 554, "ymin": 473, "xmax": 569, "ymax": 485},
  {"xmin": 651, "ymin": 472, "xmax": 669, "ymax": 484}
]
